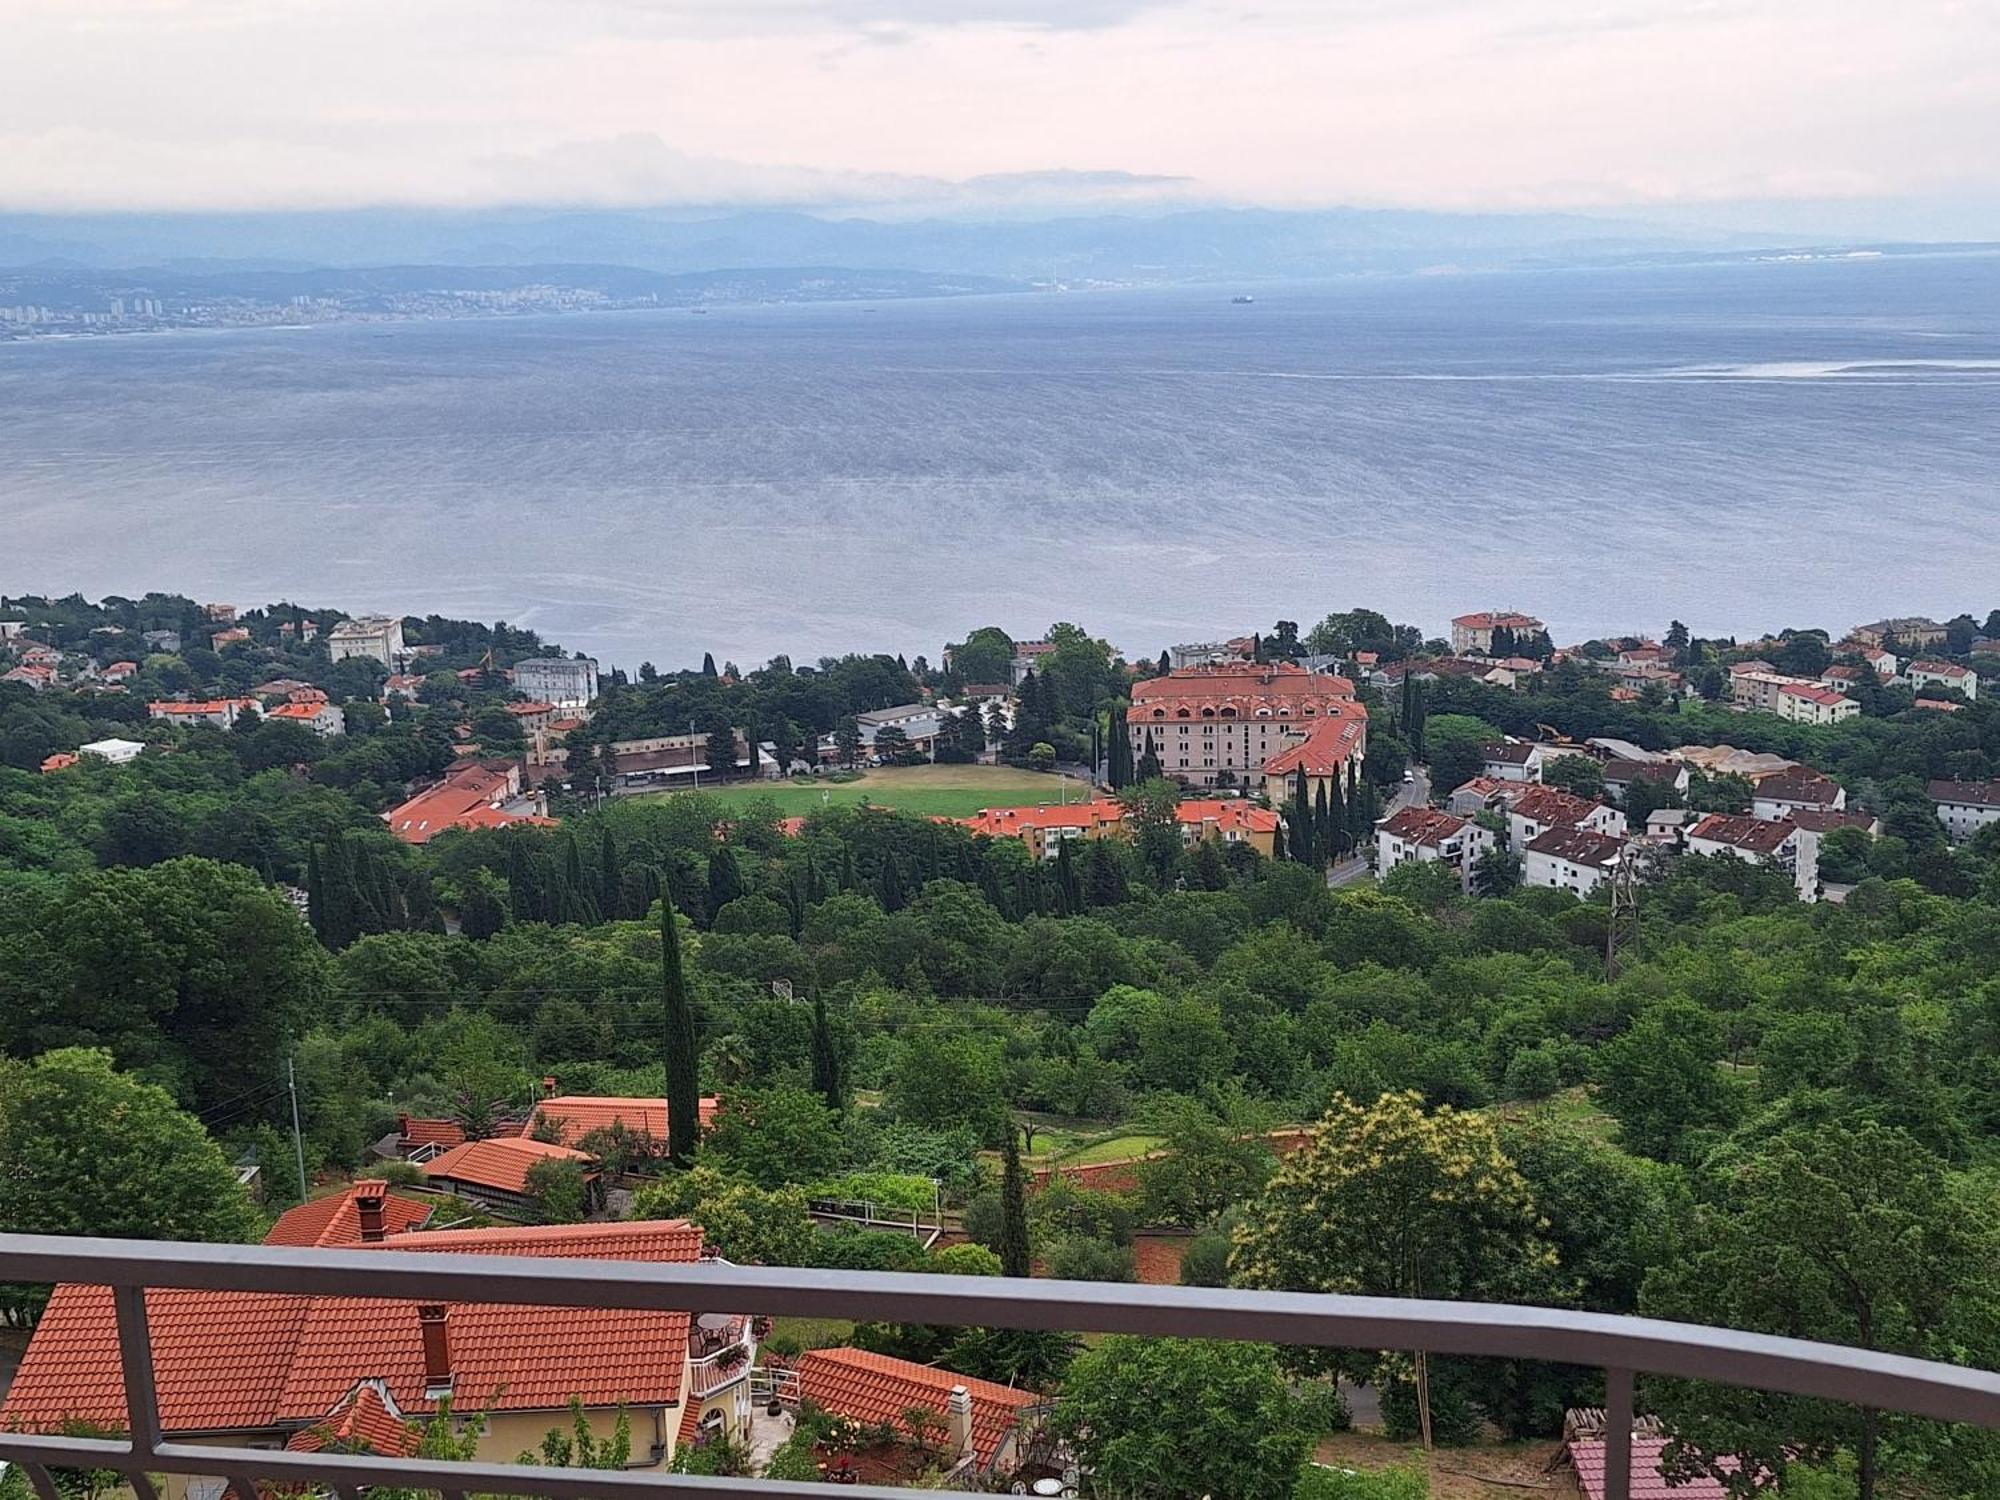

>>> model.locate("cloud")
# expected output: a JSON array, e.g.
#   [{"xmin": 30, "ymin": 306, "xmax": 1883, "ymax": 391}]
[{"xmin": 0, "ymin": 0, "xmax": 1994, "ymax": 224}]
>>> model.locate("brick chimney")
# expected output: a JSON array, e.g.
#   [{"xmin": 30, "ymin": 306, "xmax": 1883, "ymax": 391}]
[
  {"xmin": 418, "ymin": 1305, "xmax": 453, "ymax": 1397},
  {"xmin": 947, "ymin": 1384, "xmax": 974, "ymax": 1463},
  {"xmin": 354, "ymin": 1181, "xmax": 387, "ymax": 1242}
]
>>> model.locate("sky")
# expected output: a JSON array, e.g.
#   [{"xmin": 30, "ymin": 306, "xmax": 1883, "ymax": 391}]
[{"xmin": 3, "ymin": 0, "xmax": 1998, "ymax": 227}]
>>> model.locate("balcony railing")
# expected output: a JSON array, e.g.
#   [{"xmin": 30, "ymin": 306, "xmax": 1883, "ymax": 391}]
[{"xmin": 1, "ymin": 1232, "xmax": 1996, "ymax": 1500}]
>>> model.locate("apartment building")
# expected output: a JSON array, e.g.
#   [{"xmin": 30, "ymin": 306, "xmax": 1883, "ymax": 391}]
[{"xmin": 1128, "ymin": 661, "xmax": 1366, "ymax": 790}]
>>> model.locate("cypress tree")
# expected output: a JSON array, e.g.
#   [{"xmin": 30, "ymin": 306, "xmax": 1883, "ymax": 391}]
[
  {"xmin": 701, "ymin": 651, "xmax": 718, "ymax": 677},
  {"xmin": 810, "ymin": 994, "xmax": 845, "ymax": 1115},
  {"xmin": 999, "ymin": 1125, "xmax": 1032, "ymax": 1278},
  {"xmin": 621, "ymin": 863, "xmax": 662, "ymax": 922},
  {"xmin": 597, "ymin": 827, "xmax": 622, "ymax": 919},
  {"xmin": 1106, "ymin": 707, "xmax": 1133, "ymax": 789},
  {"xmin": 1272, "ymin": 823, "xmax": 1287, "ymax": 862},
  {"xmin": 305, "ymin": 842, "xmax": 327, "ymax": 944},
  {"xmin": 461, "ymin": 884, "xmax": 505, "ymax": 940},
  {"xmin": 1315, "ymin": 782, "xmax": 1333, "ymax": 863},
  {"xmin": 506, "ymin": 838, "xmax": 538, "ymax": 924},
  {"xmin": 1054, "ymin": 837, "xmax": 1081, "ymax": 914},
  {"xmin": 1156, "ymin": 649, "xmax": 1171, "ymax": 676},
  {"xmin": 1328, "ymin": 770, "xmax": 1348, "ymax": 856},
  {"xmin": 707, "ymin": 845, "xmax": 744, "ymax": 919},
  {"xmin": 1136, "ymin": 729, "xmax": 1162, "ymax": 783},
  {"xmin": 561, "ymin": 834, "xmax": 599, "ymax": 925},
  {"xmin": 876, "ymin": 854, "xmax": 907, "ymax": 912},
  {"xmin": 662, "ymin": 894, "xmax": 701, "ymax": 1165},
  {"xmin": 979, "ymin": 856, "xmax": 1012, "ymax": 918}
]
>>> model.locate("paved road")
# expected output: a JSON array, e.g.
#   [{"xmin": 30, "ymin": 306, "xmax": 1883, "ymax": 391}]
[{"xmin": 1326, "ymin": 764, "xmax": 1429, "ymax": 886}]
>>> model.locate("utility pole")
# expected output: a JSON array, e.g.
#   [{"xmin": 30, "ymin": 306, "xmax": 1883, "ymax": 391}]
[
  {"xmin": 287, "ymin": 1056, "xmax": 308, "ymax": 1201},
  {"xmin": 689, "ymin": 717, "xmax": 699, "ymax": 791},
  {"xmin": 1606, "ymin": 845, "xmax": 1643, "ymax": 982}
]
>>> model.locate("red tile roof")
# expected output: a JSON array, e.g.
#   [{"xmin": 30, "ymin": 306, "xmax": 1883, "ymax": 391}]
[
  {"xmin": 384, "ymin": 762, "xmax": 552, "ymax": 845},
  {"xmin": 961, "ymin": 802, "xmax": 1126, "ymax": 838},
  {"xmin": 284, "ymin": 1383, "xmax": 417, "ymax": 1457},
  {"xmin": 0, "ymin": 1221, "xmax": 708, "ymax": 1435},
  {"xmin": 1787, "ymin": 808, "xmax": 1877, "ymax": 834},
  {"xmin": 1452, "ymin": 611, "xmax": 1543, "ymax": 630},
  {"xmin": 1524, "ymin": 826, "xmax": 1626, "ymax": 867},
  {"xmin": 397, "ymin": 1115, "xmax": 467, "ymax": 1150},
  {"xmin": 1688, "ymin": 813, "xmax": 1796, "ymax": 855},
  {"xmin": 794, "ymin": 1348, "xmax": 1037, "ymax": 1469},
  {"xmin": 1509, "ymin": 785, "xmax": 1607, "ymax": 830},
  {"xmin": 1131, "ymin": 661, "xmax": 1356, "ymax": 718},
  {"xmin": 267, "ymin": 702, "xmax": 332, "ymax": 722},
  {"xmin": 523, "ymin": 1095, "xmax": 720, "ymax": 1149},
  {"xmin": 1173, "ymin": 800, "xmax": 1281, "ymax": 836},
  {"xmin": 1751, "ymin": 765, "xmax": 1841, "ymax": 805},
  {"xmin": 1928, "ymin": 778, "xmax": 2000, "ymax": 809},
  {"xmin": 1377, "ymin": 806, "xmax": 1470, "ymax": 848},
  {"xmin": 264, "ymin": 1183, "xmax": 434, "ymax": 1249},
  {"xmin": 1570, "ymin": 1438, "xmax": 1739, "ymax": 1500},
  {"xmin": 1778, "ymin": 683, "xmax": 1849, "ymax": 708},
  {"xmin": 39, "ymin": 752, "xmax": 78, "ymax": 773},
  {"xmin": 421, "ymin": 1136, "xmax": 595, "ymax": 1195},
  {"xmin": 1260, "ymin": 712, "xmax": 1368, "ymax": 778}
]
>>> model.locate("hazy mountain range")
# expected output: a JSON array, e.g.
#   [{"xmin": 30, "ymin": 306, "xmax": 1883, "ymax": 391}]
[{"xmin": 0, "ymin": 203, "xmax": 1927, "ymax": 286}]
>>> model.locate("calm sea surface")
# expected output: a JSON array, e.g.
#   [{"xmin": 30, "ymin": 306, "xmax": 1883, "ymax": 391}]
[{"xmin": 3, "ymin": 256, "xmax": 1997, "ymax": 669}]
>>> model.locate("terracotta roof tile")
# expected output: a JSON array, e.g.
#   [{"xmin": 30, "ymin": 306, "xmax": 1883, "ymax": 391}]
[
  {"xmin": 421, "ymin": 1137, "xmax": 594, "ymax": 1195},
  {"xmin": 795, "ymin": 1348, "xmax": 1036, "ymax": 1469},
  {"xmin": 1570, "ymin": 1438, "xmax": 1738, "ymax": 1500},
  {"xmin": 264, "ymin": 1185, "xmax": 434, "ymax": 1249},
  {"xmin": 284, "ymin": 1383, "xmax": 417, "ymax": 1457},
  {"xmin": 0, "ymin": 1221, "xmax": 708, "ymax": 1436},
  {"xmin": 523, "ymin": 1096, "xmax": 720, "ymax": 1149}
]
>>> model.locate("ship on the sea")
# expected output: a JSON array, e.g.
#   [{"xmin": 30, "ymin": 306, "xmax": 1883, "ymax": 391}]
[{"xmin": 1231, "ymin": 294, "xmax": 1255, "ymax": 304}]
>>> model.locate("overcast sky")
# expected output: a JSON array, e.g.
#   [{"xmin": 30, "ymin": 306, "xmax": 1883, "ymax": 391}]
[{"xmin": 3, "ymin": 0, "xmax": 1997, "ymax": 223}]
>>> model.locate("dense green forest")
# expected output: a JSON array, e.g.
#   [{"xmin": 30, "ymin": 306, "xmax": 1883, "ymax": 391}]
[{"xmin": 3, "ymin": 592, "xmax": 1999, "ymax": 1499}]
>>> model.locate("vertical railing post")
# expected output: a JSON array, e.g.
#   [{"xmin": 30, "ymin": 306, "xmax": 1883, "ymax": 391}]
[
  {"xmin": 113, "ymin": 1284, "xmax": 165, "ymax": 1500},
  {"xmin": 1604, "ymin": 1366, "xmax": 1634, "ymax": 1500}
]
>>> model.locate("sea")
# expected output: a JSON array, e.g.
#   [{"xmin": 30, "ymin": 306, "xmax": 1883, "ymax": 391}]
[{"xmin": 3, "ymin": 253, "xmax": 1997, "ymax": 670}]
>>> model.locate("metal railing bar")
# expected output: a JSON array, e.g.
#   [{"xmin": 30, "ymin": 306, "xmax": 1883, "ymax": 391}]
[
  {"xmin": 1604, "ymin": 1367, "xmax": 1634, "ymax": 1500},
  {"xmin": 129, "ymin": 1470, "xmax": 162, "ymax": 1500},
  {"xmin": 21, "ymin": 1462, "xmax": 61, "ymax": 1500},
  {"xmin": 0, "ymin": 1434, "xmax": 942, "ymax": 1500},
  {"xmin": 113, "ymin": 1284, "xmax": 162, "ymax": 1458},
  {"xmin": 3, "ymin": 1234, "xmax": 1994, "ymax": 1430}
]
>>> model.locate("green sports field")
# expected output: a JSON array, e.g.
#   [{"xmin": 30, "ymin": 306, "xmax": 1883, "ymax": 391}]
[{"xmin": 639, "ymin": 763, "xmax": 1092, "ymax": 820}]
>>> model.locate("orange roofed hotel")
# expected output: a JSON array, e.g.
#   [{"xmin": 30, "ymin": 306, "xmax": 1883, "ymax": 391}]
[
  {"xmin": 963, "ymin": 798, "xmax": 1281, "ymax": 859},
  {"xmin": 1127, "ymin": 661, "xmax": 1367, "ymax": 794}
]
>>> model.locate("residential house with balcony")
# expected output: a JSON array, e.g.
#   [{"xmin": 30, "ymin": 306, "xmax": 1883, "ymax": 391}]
[
  {"xmin": 268, "ymin": 700, "xmax": 346, "ymax": 737},
  {"xmin": 1521, "ymin": 826, "xmax": 1629, "ymax": 898},
  {"xmin": 1504, "ymin": 785, "xmax": 1625, "ymax": 856},
  {"xmin": 1750, "ymin": 765, "xmax": 1845, "ymax": 822},
  {"xmin": 1906, "ymin": 659, "xmax": 1978, "ymax": 701},
  {"xmin": 1687, "ymin": 812, "xmax": 1802, "ymax": 893},
  {"xmin": 1479, "ymin": 740, "xmax": 1545, "ymax": 782},
  {"xmin": 149, "ymin": 697, "xmax": 259, "ymax": 729},
  {"xmin": 1776, "ymin": 682, "xmax": 1860, "ymax": 725},
  {"xmin": 1929, "ymin": 779, "xmax": 2000, "ymax": 844},
  {"xmin": 1376, "ymin": 806, "xmax": 1492, "ymax": 891}
]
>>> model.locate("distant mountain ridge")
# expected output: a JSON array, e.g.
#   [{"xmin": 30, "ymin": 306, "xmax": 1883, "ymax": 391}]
[{"xmin": 0, "ymin": 203, "xmax": 1794, "ymax": 283}]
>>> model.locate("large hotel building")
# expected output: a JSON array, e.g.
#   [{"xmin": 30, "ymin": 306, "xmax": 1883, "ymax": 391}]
[{"xmin": 1128, "ymin": 661, "xmax": 1368, "ymax": 792}]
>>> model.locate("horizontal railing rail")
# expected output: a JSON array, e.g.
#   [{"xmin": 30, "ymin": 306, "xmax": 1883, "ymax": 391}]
[{"xmin": 1, "ymin": 1232, "xmax": 1996, "ymax": 1500}]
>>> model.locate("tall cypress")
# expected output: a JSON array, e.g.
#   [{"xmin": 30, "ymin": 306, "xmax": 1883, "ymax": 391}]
[
  {"xmin": 1137, "ymin": 729, "xmax": 1162, "ymax": 783},
  {"xmin": 999, "ymin": 1125, "xmax": 1032, "ymax": 1278},
  {"xmin": 1315, "ymin": 782, "xmax": 1333, "ymax": 862},
  {"xmin": 662, "ymin": 894, "xmax": 701, "ymax": 1165},
  {"xmin": 1328, "ymin": 770, "xmax": 1348, "ymax": 856},
  {"xmin": 810, "ymin": 994, "xmax": 845, "ymax": 1115},
  {"xmin": 305, "ymin": 842, "xmax": 327, "ymax": 945},
  {"xmin": 597, "ymin": 827, "xmax": 622, "ymax": 919},
  {"xmin": 561, "ymin": 834, "xmax": 599, "ymax": 925},
  {"xmin": 1106, "ymin": 707, "xmax": 1133, "ymax": 788}
]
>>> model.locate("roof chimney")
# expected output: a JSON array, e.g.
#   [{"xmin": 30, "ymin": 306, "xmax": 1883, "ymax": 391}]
[
  {"xmin": 947, "ymin": 1384, "xmax": 975, "ymax": 1461},
  {"xmin": 354, "ymin": 1182, "xmax": 387, "ymax": 1243},
  {"xmin": 418, "ymin": 1305, "xmax": 453, "ymax": 1397}
]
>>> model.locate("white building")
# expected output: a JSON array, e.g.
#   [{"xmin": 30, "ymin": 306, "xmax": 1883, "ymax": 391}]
[
  {"xmin": 1504, "ymin": 785, "xmax": 1625, "ymax": 856},
  {"xmin": 267, "ymin": 700, "xmax": 347, "ymax": 737},
  {"xmin": 77, "ymin": 738, "xmax": 146, "ymax": 765},
  {"xmin": 1375, "ymin": 806, "xmax": 1493, "ymax": 892},
  {"xmin": 327, "ymin": 616, "xmax": 407, "ymax": 668},
  {"xmin": 1929, "ymin": 779, "xmax": 2000, "ymax": 844},
  {"xmin": 1521, "ymin": 826, "xmax": 1628, "ymax": 898},
  {"xmin": 1479, "ymin": 741, "xmax": 1544, "ymax": 783},
  {"xmin": 1775, "ymin": 682, "xmax": 1860, "ymax": 725},
  {"xmin": 513, "ymin": 656, "xmax": 600, "ymax": 709},
  {"xmin": 1687, "ymin": 812, "xmax": 1805, "ymax": 895},
  {"xmin": 1751, "ymin": 766, "xmax": 1845, "ymax": 823},
  {"xmin": 1450, "ymin": 611, "xmax": 1544, "ymax": 656},
  {"xmin": 1905, "ymin": 660, "xmax": 1978, "ymax": 701}
]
